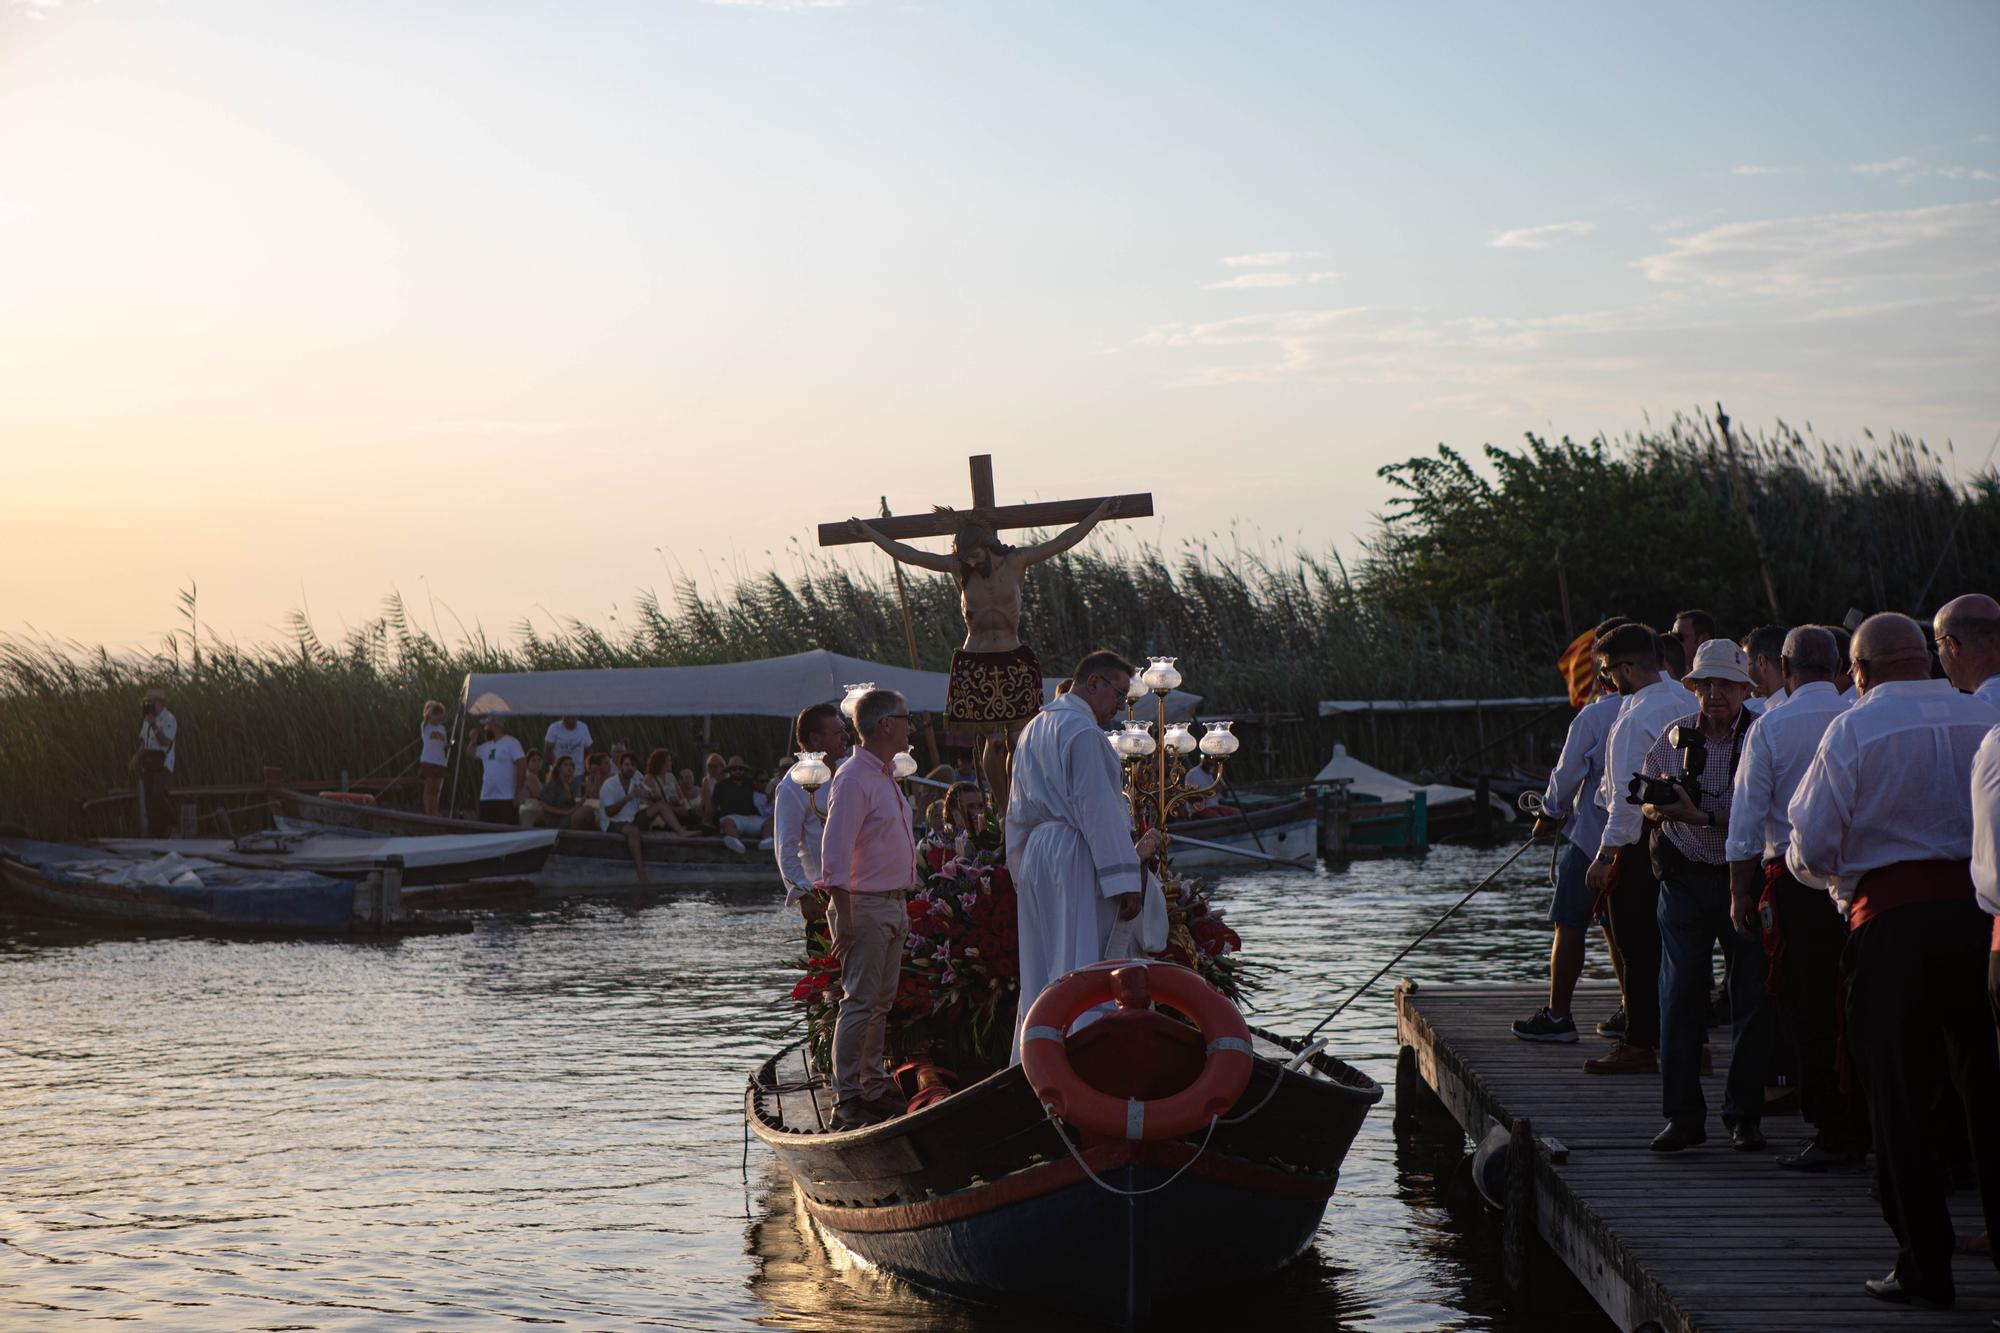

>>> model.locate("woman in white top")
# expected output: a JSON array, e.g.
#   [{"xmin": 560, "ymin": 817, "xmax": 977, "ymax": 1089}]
[{"xmin": 418, "ymin": 700, "xmax": 450, "ymax": 817}]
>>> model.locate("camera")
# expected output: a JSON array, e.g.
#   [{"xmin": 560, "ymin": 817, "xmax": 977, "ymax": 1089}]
[{"xmin": 1626, "ymin": 771, "xmax": 1699, "ymax": 807}]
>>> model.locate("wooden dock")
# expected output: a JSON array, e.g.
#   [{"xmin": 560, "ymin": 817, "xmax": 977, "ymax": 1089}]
[{"xmin": 1395, "ymin": 979, "xmax": 2000, "ymax": 1332}]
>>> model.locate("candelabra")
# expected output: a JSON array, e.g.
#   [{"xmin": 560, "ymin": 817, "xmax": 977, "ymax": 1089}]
[{"xmin": 1106, "ymin": 657, "xmax": 1240, "ymax": 879}]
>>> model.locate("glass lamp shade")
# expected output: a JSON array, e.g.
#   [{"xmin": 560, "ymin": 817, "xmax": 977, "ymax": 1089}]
[
  {"xmin": 1117, "ymin": 723, "xmax": 1157, "ymax": 758},
  {"xmin": 1163, "ymin": 722, "xmax": 1197, "ymax": 755},
  {"xmin": 1197, "ymin": 721, "xmax": 1240, "ymax": 757},
  {"xmin": 1141, "ymin": 656, "xmax": 1182, "ymax": 692},
  {"xmin": 788, "ymin": 751, "xmax": 833, "ymax": 788},
  {"xmin": 892, "ymin": 747, "xmax": 919, "ymax": 780},
  {"xmin": 839, "ymin": 682, "xmax": 874, "ymax": 722},
  {"xmin": 1126, "ymin": 673, "xmax": 1149, "ymax": 703},
  {"xmin": 1106, "ymin": 730, "xmax": 1125, "ymax": 751}
]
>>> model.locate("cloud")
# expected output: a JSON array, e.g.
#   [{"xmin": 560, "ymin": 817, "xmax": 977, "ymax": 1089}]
[
  {"xmin": 1854, "ymin": 156, "xmax": 1999, "ymax": 184},
  {"xmin": 1489, "ymin": 221, "xmax": 1597, "ymax": 250},
  {"xmin": 1638, "ymin": 199, "xmax": 2000, "ymax": 296},
  {"xmin": 1219, "ymin": 251, "xmax": 1323, "ymax": 267},
  {"xmin": 1204, "ymin": 271, "xmax": 1341, "ymax": 290},
  {"xmin": 1730, "ymin": 165, "xmax": 1802, "ymax": 177}
]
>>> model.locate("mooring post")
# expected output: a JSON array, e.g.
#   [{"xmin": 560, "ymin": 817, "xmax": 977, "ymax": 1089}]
[
  {"xmin": 357, "ymin": 869, "xmax": 382, "ymax": 929},
  {"xmin": 381, "ymin": 855, "xmax": 404, "ymax": 924},
  {"xmin": 1503, "ymin": 1115, "xmax": 1537, "ymax": 1305},
  {"xmin": 1393, "ymin": 1044, "xmax": 1422, "ymax": 1134}
]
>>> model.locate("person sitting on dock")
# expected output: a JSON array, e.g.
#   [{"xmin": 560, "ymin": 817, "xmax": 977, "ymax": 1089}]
[
  {"xmin": 1725, "ymin": 626, "xmax": 1865, "ymax": 1171},
  {"xmin": 1582, "ymin": 624, "xmax": 1691, "ymax": 1076},
  {"xmin": 540, "ymin": 756, "xmax": 580, "ymax": 826},
  {"xmin": 517, "ymin": 750, "xmax": 547, "ymax": 825},
  {"xmin": 597, "ymin": 750, "xmax": 651, "ymax": 882},
  {"xmin": 1787, "ymin": 612, "xmax": 2000, "ymax": 1309},
  {"xmin": 699, "ymin": 752, "xmax": 727, "ymax": 829},
  {"xmin": 815, "ymin": 688, "xmax": 922, "ymax": 1129},
  {"xmin": 1514, "ymin": 617, "xmax": 1631, "ymax": 1045},
  {"xmin": 634, "ymin": 749, "xmax": 694, "ymax": 835},
  {"xmin": 418, "ymin": 700, "xmax": 449, "ymax": 817},
  {"xmin": 712, "ymin": 755, "xmax": 772, "ymax": 854},
  {"xmin": 472, "ymin": 717, "xmax": 526, "ymax": 826},
  {"xmin": 578, "ymin": 752, "xmax": 614, "ymax": 830},
  {"xmin": 777, "ymin": 702, "xmax": 850, "ymax": 948},
  {"xmin": 1635, "ymin": 640, "xmax": 1773, "ymax": 1154},
  {"xmin": 544, "ymin": 716, "xmax": 592, "ymax": 792}
]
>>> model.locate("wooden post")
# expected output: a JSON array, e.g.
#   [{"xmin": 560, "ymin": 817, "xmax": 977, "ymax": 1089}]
[
  {"xmin": 356, "ymin": 870, "xmax": 381, "ymax": 928},
  {"xmin": 1393, "ymin": 1044, "xmax": 1422, "ymax": 1134},
  {"xmin": 380, "ymin": 855, "xmax": 404, "ymax": 925},
  {"xmin": 1503, "ymin": 1115, "xmax": 1537, "ymax": 1304}
]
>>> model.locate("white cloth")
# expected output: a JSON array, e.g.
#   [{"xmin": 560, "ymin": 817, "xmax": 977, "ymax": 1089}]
[
  {"xmin": 1541, "ymin": 694, "xmax": 1619, "ymax": 852},
  {"xmin": 598, "ymin": 772, "xmax": 643, "ymax": 830},
  {"xmin": 140, "ymin": 708, "xmax": 178, "ymax": 774},
  {"xmin": 544, "ymin": 720, "xmax": 593, "ymax": 773},
  {"xmin": 419, "ymin": 722, "xmax": 449, "ymax": 767},
  {"xmin": 1785, "ymin": 679, "xmax": 2000, "ymax": 903},
  {"xmin": 1725, "ymin": 681, "xmax": 1846, "ymax": 863},
  {"xmin": 1598, "ymin": 680, "xmax": 1696, "ymax": 853},
  {"xmin": 775, "ymin": 760, "xmax": 843, "ymax": 904},
  {"xmin": 476, "ymin": 735, "xmax": 525, "ymax": 802},
  {"xmin": 1841, "ymin": 684, "xmax": 1858, "ymax": 704},
  {"xmin": 1979, "ymin": 675, "xmax": 2000, "ymax": 710},
  {"xmin": 1973, "ymin": 724, "xmax": 2000, "ymax": 917},
  {"xmin": 1007, "ymin": 692, "xmax": 1141, "ymax": 1063}
]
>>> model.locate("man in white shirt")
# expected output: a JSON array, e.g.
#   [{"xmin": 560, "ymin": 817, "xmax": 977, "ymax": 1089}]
[
  {"xmin": 134, "ymin": 686, "xmax": 179, "ymax": 838},
  {"xmin": 1740, "ymin": 623, "xmax": 1788, "ymax": 716},
  {"xmin": 597, "ymin": 750, "xmax": 650, "ymax": 883},
  {"xmin": 1581, "ymin": 625, "xmax": 1695, "ymax": 1075},
  {"xmin": 776, "ymin": 702, "xmax": 852, "ymax": 948},
  {"xmin": 544, "ymin": 717, "xmax": 593, "ymax": 793},
  {"xmin": 1513, "ymin": 617, "xmax": 1631, "ymax": 1044},
  {"xmin": 473, "ymin": 718, "xmax": 527, "ymax": 827},
  {"xmin": 1974, "ymin": 724, "xmax": 2000, "ymax": 1041},
  {"xmin": 1786, "ymin": 612, "xmax": 2000, "ymax": 1309},
  {"xmin": 1934, "ymin": 592, "xmax": 2000, "ymax": 709},
  {"xmin": 1725, "ymin": 627, "xmax": 1861, "ymax": 1170}
]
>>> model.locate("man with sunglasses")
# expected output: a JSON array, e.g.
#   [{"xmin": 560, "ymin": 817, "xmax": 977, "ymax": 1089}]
[
  {"xmin": 1635, "ymin": 640, "xmax": 1772, "ymax": 1153},
  {"xmin": 1788, "ymin": 612, "xmax": 2000, "ymax": 1309}
]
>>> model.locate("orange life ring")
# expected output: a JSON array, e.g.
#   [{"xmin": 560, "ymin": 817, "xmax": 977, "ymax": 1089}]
[{"xmin": 1020, "ymin": 960, "xmax": 1253, "ymax": 1141}]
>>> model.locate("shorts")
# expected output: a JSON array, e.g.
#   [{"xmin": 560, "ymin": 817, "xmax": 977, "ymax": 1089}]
[
  {"xmin": 1548, "ymin": 839, "xmax": 1598, "ymax": 930},
  {"xmin": 419, "ymin": 762, "xmax": 448, "ymax": 780}
]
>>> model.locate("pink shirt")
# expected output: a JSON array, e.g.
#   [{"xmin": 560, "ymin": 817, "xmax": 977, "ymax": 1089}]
[{"xmin": 815, "ymin": 747, "xmax": 917, "ymax": 894}]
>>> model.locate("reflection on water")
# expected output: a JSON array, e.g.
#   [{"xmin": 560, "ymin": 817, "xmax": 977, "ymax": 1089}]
[{"xmin": 0, "ymin": 845, "xmax": 1612, "ymax": 1330}]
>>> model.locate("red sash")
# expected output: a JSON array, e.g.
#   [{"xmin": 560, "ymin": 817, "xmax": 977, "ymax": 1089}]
[
  {"xmin": 1847, "ymin": 858, "xmax": 1975, "ymax": 930},
  {"xmin": 1758, "ymin": 860, "xmax": 1788, "ymax": 993}
]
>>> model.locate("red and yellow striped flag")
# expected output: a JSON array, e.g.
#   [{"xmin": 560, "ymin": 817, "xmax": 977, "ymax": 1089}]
[{"xmin": 1557, "ymin": 628, "xmax": 1600, "ymax": 708}]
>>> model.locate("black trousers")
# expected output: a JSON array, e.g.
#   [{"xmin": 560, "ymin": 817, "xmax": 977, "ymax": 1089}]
[
  {"xmin": 477, "ymin": 799, "xmax": 516, "ymax": 825},
  {"xmin": 1769, "ymin": 872, "xmax": 1867, "ymax": 1150},
  {"xmin": 1843, "ymin": 899, "xmax": 2000, "ymax": 1301},
  {"xmin": 1608, "ymin": 841, "xmax": 1662, "ymax": 1049},
  {"xmin": 138, "ymin": 750, "xmax": 174, "ymax": 838}
]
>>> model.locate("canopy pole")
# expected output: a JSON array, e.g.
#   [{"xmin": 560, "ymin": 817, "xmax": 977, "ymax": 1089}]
[
  {"xmin": 882, "ymin": 495, "xmax": 941, "ymax": 769},
  {"xmin": 446, "ymin": 703, "xmax": 468, "ymax": 819}
]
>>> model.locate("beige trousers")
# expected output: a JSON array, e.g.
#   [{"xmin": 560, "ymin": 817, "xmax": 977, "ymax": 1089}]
[{"xmin": 828, "ymin": 887, "xmax": 906, "ymax": 1109}]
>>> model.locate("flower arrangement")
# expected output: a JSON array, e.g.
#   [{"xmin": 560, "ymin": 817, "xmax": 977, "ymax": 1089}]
[{"xmin": 789, "ymin": 835, "xmax": 1253, "ymax": 1077}]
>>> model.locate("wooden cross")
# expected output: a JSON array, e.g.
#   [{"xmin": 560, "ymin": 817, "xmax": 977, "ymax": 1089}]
[{"xmin": 816, "ymin": 454, "xmax": 1152, "ymax": 546}]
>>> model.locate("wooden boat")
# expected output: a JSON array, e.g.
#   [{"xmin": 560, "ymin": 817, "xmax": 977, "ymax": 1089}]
[
  {"xmin": 272, "ymin": 789, "xmax": 773, "ymax": 894},
  {"xmin": 0, "ymin": 838, "xmax": 459, "ymax": 934},
  {"xmin": 97, "ymin": 828, "xmax": 555, "ymax": 886},
  {"xmin": 746, "ymin": 992, "xmax": 1380, "ymax": 1325},
  {"xmin": 1166, "ymin": 793, "xmax": 1316, "ymax": 869}
]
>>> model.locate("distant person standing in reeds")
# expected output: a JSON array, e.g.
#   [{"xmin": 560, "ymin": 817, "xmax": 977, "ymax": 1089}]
[
  {"xmin": 418, "ymin": 700, "xmax": 450, "ymax": 817},
  {"xmin": 132, "ymin": 686, "xmax": 177, "ymax": 837}
]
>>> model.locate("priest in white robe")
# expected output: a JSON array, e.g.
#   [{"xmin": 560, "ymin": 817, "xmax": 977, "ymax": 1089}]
[{"xmin": 1007, "ymin": 649, "xmax": 1159, "ymax": 1063}]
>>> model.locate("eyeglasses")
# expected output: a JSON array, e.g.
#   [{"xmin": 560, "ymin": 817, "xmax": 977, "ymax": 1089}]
[{"xmin": 884, "ymin": 713, "xmax": 912, "ymax": 722}]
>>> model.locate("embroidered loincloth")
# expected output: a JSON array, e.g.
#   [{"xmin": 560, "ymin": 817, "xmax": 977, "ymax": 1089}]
[{"xmin": 945, "ymin": 644, "xmax": 1044, "ymax": 727}]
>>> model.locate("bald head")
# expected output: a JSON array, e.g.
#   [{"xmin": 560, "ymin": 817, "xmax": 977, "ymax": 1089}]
[
  {"xmin": 1933, "ymin": 592, "xmax": 2000, "ymax": 692},
  {"xmin": 1852, "ymin": 613, "xmax": 1932, "ymax": 691},
  {"xmin": 1781, "ymin": 626, "xmax": 1838, "ymax": 685}
]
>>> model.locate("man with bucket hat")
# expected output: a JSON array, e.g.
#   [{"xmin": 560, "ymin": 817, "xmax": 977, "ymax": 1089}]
[{"xmin": 1633, "ymin": 638, "xmax": 1775, "ymax": 1154}]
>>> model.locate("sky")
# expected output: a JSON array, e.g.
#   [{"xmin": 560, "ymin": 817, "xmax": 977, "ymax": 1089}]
[{"xmin": 2, "ymin": 0, "xmax": 1996, "ymax": 652}]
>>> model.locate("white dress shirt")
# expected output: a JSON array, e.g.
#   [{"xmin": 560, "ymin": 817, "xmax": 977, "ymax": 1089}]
[
  {"xmin": 1599, "ymin": 679, "xmax": 1698, "ymax": 853},
  {"xmin": 1979, "ymin": 675, "xmax": 2000, "ymax": 710},
  {"xmin": 1541, "ymin": 694, "xmax": 1620, "ymax": 852},
  {"xmin": 1726, "ymin": 681, "xmax": 1846, "ymax": 863},
  {"xmin": 1972, "ymin": 724, "xmax": 2000, "ymax": 918},
  {"xmin": 774, "ymin": 757, "xmax": 845, "ymax": 904},
  {"xmin": 1786, "ymin": 679, "xmax": 2000, "ymax": 902},
  {"xmin": 139, "ymin": 708, "xmax": 178, "ymax": 774}
]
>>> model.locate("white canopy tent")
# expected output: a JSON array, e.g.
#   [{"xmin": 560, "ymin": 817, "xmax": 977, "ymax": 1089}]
[{"xmin": 461, "ymin": 649, "xmax": 1201, "ymax": 722}]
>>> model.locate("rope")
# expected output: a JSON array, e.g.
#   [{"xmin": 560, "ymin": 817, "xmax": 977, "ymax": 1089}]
[{"xmin": 1043, "ymin": 1109, "xmax": 1218, "ymax": 1198}]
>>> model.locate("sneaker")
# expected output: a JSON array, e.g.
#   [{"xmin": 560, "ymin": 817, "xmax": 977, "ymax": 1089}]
[
  {"xmin": 1511, "ymin": 1008, "xmax": 1579, "ymax": 1043},
  {"xmin": 1584, "ymin": 1042, "xmax": 1658, "ymax": 1075},
  {"xmin": 722, "ymin": 834, "xmax": 747, "ymax": 854},
  {"xmin": 757, "ymin": 836, "xmax": 775, "ymax": 851},
  {"xmin": 1596, "ymin": 1007, "xmax": 1628, "ymax": 1038}
]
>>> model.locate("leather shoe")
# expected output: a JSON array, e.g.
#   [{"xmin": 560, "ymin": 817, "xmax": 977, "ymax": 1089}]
[
  {"xmin": 1776, "ymin": 1140, "xmax": 1866, "ymax": 1172},
  {"xmin": 1862, "ymin": 1270, "xmax": 1952, "ymax": 1309},
  {"xmin": 1729, "ymin": 1121, "xmax": 1765, "ymax": 1152},
  {"xmin": 1584, "ymin": 1042, "xmax": 1658, "ymax": 1075},
  {"xmin": 1650, "ymin": 1121, "xmax": 1707, "ymax": 1153}
]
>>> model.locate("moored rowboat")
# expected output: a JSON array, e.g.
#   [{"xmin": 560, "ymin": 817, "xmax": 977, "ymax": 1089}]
[{"xmin": 97, "ymin": 828, "xmax": 555, "ymax": 885}]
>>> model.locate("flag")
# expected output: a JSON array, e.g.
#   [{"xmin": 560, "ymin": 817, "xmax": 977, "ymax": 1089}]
[{"xmin": 1557, "ymin": 628, "xmax": 1599, "ymax": 708}]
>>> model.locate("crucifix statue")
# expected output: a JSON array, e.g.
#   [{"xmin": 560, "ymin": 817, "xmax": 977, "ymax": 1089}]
[{"xmin": 819, "ymin": 455, "xmax": 1152, "ymax": 817}]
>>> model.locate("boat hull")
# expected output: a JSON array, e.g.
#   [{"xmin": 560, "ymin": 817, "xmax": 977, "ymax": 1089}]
[
  {"xmin": 96, "ymin": 831, "xmax": 554, "ymax": 886},
  {"xmin": 1166, "ymin": 796, "xmax": 1317, "ymax": 869},
  {"xmin": 273, "ymin": 790, "xmax": 775, "ymax": 893}
]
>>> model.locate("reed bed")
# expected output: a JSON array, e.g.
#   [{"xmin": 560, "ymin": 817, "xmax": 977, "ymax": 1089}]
[{"xmin": 4, "ymin": 409, "xmax": 1990, "ymax": 842}]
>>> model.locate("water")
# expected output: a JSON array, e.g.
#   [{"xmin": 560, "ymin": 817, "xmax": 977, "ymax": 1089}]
[{"xmin": 0, "ymin": 845, "xmax": 1616, "ymax": 1330}]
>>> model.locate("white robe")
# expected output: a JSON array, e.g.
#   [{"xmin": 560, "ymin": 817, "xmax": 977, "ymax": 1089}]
[{"xmin": 1007, "ymin": 692, "xmax": 1141, "ymax": 1063}]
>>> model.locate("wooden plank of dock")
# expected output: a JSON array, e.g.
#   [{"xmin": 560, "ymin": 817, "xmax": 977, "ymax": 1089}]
[{"xmin": 1396, "ymin": 979, "xmax": 2000, "ymax": 1332}]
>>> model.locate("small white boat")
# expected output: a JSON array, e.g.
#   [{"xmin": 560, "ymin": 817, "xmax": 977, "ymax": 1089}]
[{"xmin": 97, "ymin": 828, "xmax": 555, "ymax": 886}]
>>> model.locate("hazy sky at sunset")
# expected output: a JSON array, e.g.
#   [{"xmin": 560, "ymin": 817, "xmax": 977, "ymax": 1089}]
[{"xmin": 3, "ymin": 1, "xmax": 1996, "ymax": 651}]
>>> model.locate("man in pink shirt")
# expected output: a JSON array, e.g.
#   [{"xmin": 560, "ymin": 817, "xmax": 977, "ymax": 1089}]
[{"xmin": 815, "ymin": 687, "xmax": 920, "ymax": 1129}]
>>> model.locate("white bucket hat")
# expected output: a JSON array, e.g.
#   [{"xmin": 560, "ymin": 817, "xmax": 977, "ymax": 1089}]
[{"xmin": 1686, "ymin": 640, "xmax": 1753, "ymax": 685}]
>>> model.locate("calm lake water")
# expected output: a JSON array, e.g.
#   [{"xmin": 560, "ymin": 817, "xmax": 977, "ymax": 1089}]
[{"xmin": 0, "ymin": 845, "xmax": 1616, "ymax": 1331}]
